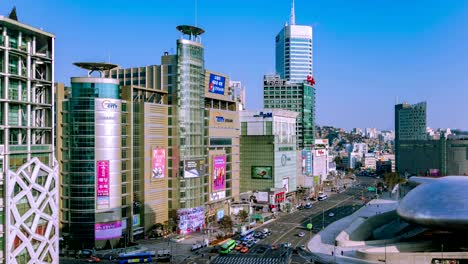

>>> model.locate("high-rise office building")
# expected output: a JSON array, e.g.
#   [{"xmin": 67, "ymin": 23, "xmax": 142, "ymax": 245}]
[
  {"xmin": 275, "ymin": 0, "xmax": 313, "ymax": 82},
  {"xmin": 0, "ymin": 14, "xmax": 58, "ymax": 263},
  {"xmin": 263, "ymin": 75, "xmax": 315, "ymax": 149},
  {"xmin": 395, "ymin": 102, "xmax": 427, "ymax": 141},
  {"xmin": 395, "ymin": 102, "xmax": 427, "ymax": 171}
]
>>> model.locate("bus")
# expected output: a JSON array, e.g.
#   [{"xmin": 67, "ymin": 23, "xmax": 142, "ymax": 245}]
[
  {"xmin": 118, "ymin": 252, "xmax": 152, "ymax": 264},
  {"xmin": 240, "ymin": 229, "xmax": 255, "ymax": 241},
  {"xmin": 219, "ymin": 239, "xmax": 236, "ymax": 254}
]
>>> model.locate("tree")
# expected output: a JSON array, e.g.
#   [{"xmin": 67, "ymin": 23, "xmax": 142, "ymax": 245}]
[
  {"xmin": 219, "ymin": 216, "xmax": 234, "ymax": 234},
  {"xmin": 238, "ymin": 210, "xmax": 249, "ymax": 223},
  {"xmin": 384, "ymin": 172, "xmax": 405, "ymax": 190}
]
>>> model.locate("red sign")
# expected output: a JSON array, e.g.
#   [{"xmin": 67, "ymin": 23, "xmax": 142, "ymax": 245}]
[
  {"xmin": 275, "ymin": 192, "xmax": 285, "ymax": 203},
  {"xmin": 306, "ymin": 75, "xmax": 315, "ymax": 86},
  {"xmin": 96, "ymin": 160, "xmax": 110, "ymax": 208}
]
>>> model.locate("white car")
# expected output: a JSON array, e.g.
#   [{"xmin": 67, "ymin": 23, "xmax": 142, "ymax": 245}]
[
  {"xmin": 328, "ymin": 212, "xmax": 335, "ymax": 217},
  {"xmin": 298, "ymin": 232, "xmax": 305, "ymax": 237}
]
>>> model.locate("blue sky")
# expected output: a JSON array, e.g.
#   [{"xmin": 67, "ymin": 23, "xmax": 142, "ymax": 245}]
[{"xmin": 3, "ymin": 0, "xmax": 467, "ymax": 131}]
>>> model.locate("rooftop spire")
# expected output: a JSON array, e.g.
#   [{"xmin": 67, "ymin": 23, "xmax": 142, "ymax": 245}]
[{"xmin": 290, "ymin": 0, "xmax": 296, "ymax": 25}]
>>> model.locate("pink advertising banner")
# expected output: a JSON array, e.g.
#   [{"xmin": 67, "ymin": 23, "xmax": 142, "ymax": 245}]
[
  {"xmin": 95, "ymin": 221, "xmax": 122, "ymax": 240},
  {"xmin": 212, "ymin": 155, "xmax": 226, "ymax": 191},
  {"xmin": 96, "ymin": 160, "xmax": 110, "ymax": 208},
  {"xmin": 152, "ymin": 148, "xmax": 166, "ymax": 180}
]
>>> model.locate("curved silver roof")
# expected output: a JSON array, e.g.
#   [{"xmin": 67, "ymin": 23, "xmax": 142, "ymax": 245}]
[{"xmin": 397, "ymin": 176, "xmax": 468, "ymax": 230}]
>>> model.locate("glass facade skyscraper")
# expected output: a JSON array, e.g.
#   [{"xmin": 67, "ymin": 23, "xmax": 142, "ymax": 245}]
[
  {"xmin": 263, "ymin": 75, "xmax": 315, "ymax": 149},
  {"xmin": 60, "ymin": 65, "xmax": 129, "ymax": 249},
  {"xmin": 175, "ymin": 27, "xmax": 207, "ymax": 210},
  {"xmin": 275, "ymin": 5, "xmax": 313, "ymax": 84}
]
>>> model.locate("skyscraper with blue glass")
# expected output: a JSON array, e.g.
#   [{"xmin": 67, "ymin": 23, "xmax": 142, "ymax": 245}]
[{"xmin": 275, "ymin": 0, "xmax": 313, "ymax": 82}]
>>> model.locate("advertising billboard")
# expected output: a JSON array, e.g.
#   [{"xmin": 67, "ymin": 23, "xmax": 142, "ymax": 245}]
[
  {"xmin": 256, "ymin": 192, "xmax": 269, "ymax": 203},
  {"xmin": 208, "ymin": 73, "xmax": 226, "ymax": 95},
  {"xmin": 212, "ymin": 155, "xmax": 226, "ymax": 191},
  {"xmin": 177, "ymin": 206, "xmax": 205, "ymax": 234},
  {"xmin": 95, "ymin": 221, "xmax": 122, "ymax": 240},
  {"xmin": 251, "ymin": 166, "xmax": 273, "ymax": 180},
  {"xmin": 302, "ymin": 150, "xmax": 312, "ymax": 175},
  {"xmin": 184, "ymin": 160, "xmax": 203, "ymax": 178},
  {"xmin": 282, "ymin": 178, "xmax": 289, "ymax": 193},
  {"xmin": 96, "ymin": 160, "xmax": 110, "ymax": 209},
  {"xmin": 152, "ymin": 148, "xmax": 166, "ymax": 179},
  {"xmin": 210, "ymin": 190, "xmax": 226, "ymax": 201}
]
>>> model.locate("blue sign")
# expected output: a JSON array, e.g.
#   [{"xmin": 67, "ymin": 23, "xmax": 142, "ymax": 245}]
[
  {"xmin": 217, "ymin": 209, "xmax": 225, "ymax": 221},
  {"xmin": 208, "ymin": 74, "xmax": 226, "ymax": 95}
]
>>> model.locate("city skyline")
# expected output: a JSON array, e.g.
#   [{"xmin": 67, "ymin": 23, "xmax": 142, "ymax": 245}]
[{"xmin": 3, "ymin": 0, "xmax": 467, "ymax": 131}]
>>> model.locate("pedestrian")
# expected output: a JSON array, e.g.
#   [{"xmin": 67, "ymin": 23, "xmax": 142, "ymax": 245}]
[
  {"xmin": 341, "ymin": 250, "xmax": 344, "ymax": 256},
  {"xmin": 331, "ymin": 251, "xmax": 334, "ymax": 256}
]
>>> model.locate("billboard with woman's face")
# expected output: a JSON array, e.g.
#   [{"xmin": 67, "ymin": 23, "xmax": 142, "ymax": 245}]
[{"xmin": 213, "ymin": 155, "xmax": 226, "ymax": 191}]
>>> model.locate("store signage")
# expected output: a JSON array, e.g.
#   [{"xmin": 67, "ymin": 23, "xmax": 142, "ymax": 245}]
[
  {"xmin": 315, "ymin": 149, "xmax": 326, "ymax": 157},
  {"xmin": 215, "ymin": 115, "xmax": 233, "ymax": 123},
  {"xmin": 281, "ymin": 154, "xmax": 291, "ymax": 166},
  {"xmin": 253, "ymin": 112, "xmax": 272, "ymax": 118},
  {"xmin": 102, "ymin": 100, "xmax": 118, "ymax": 110},
  {"xmin": 95, "ymin": 221, "xmax": 122, "ymax": 240}
]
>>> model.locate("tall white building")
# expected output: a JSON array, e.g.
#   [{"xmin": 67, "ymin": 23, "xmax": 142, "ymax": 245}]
[
  {"xmin": 0, "ymin": 13, "xmax": 58, "ymax": 263},
  {"xmin": 230, "ymin": 80, "xmax": 246, "ymax": 111},
  {"xmin": 275, "ymin": 0, "xmax": 313, "ymax": 82}
]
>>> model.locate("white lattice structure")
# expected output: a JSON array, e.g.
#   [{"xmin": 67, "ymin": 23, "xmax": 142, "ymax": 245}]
[{"xmin": 6, "ymin": 158, "xmax": 59, "ymax": 264}]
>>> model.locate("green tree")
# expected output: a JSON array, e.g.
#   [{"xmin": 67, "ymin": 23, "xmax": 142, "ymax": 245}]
[
  {"xmin": 219, "ymin": 216, "xmax": 234, "ymax": 234},
  {"xmin": 238, "ymin": 210, "xmax": 249, "ymax": 223},
  {"xmin": 384, "ymin": 172, "xmax": 406, "ymax": 190}
]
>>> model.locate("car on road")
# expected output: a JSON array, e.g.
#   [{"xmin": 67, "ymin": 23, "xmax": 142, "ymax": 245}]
[
  {"xmin": 235, "ymin": 240, "xmax": 242, "ymax": 245},
  {"xmin": 253, "ymin": 238, "xmax": 260, "ymax": 244},
  {"xmin": 298, "ymin": 232, "xmax": 305, "ymax": 237},
  {"xmin": 262, "ymin": 228, "xmax": 271, "ymax": 236},
  {"xmin": 235, "ymin": 244, "xmax": 243, "ymax": 251},
  {"xmin": 254, "ymin": 231, "xmax": 263, "ymax": 238},
  {"xmin": 328, "ymin": 212, "xmax": 335, "ymax": 217},
  {"xmin": 282, "ymin": 242, "xmax": 291, "ymax": 248},
  {"xmin": 255, "ymin": 246, "xmax": 268, "ymax": 254},
  {"xmin": 240, "ymin": 247, "xmax": 249, "ymax": 253},
  {"xmin": 305, "ymin": 202, "xmax": 312, "ymax": 209},
  {"xmin": 246, "ymin": 242, "xmax": 255, "ymax": 248},
  {"xmin": 271, "ymin": 244, "xmax": 279, "ymax": 250},
  {"xmin": 318, "ymin": 193, "xmax": 328, "ymax": 201},
  {"xmin": 300, "ymin": 245, "xmax": 306, "ymax": 251},
  {"xmin": 259, "ymin": 233, "xmax": 267, "ymax": 239},
  {"xmin": 85, "ymin": 256, "xmax": 100, "ymax": 263}
]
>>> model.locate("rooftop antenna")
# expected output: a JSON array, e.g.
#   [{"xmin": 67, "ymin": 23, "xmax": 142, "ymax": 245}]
[
  {"xmin": 396, "ymin": 96, "xmax": 399, "ymax": 105},
  {"xmin": 290, "ymin": 0, "xmax": 296, "ymax": 25},
  {"xmin": 195, "ymin": 0, "xmax": 198, "ymax": 26}
]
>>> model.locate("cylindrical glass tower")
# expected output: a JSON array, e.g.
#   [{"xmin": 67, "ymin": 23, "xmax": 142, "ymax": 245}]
[{"xmin": 62, "ymin": 67, "xmax": 125, "ymax": 248}]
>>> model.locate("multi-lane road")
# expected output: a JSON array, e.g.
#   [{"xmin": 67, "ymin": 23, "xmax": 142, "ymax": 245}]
[
  {"xmin": 61, "ymin": 176, "xmax": 379, "ymax": 264},
  {"xmin": 258, "ymin": 175, "xmax": 377, "ymax": 250}
]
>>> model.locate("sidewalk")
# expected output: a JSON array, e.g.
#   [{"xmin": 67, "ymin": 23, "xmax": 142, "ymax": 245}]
[{"xmin": 307, "ymin": 194, "xmax": 398, "ymax": 264}]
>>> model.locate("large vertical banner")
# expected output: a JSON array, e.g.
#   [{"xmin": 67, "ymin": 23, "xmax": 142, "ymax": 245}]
[
  {"xmin": 152, "ymin": 148, "xmax": 166, "ymax": 180},
  {"xmin": 96, "ymin": 160, "xmax": 110, "ymax": 209},
  {"xmin": 212, "ymin": 155, "xmax": 226, "ymax": 191}
]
